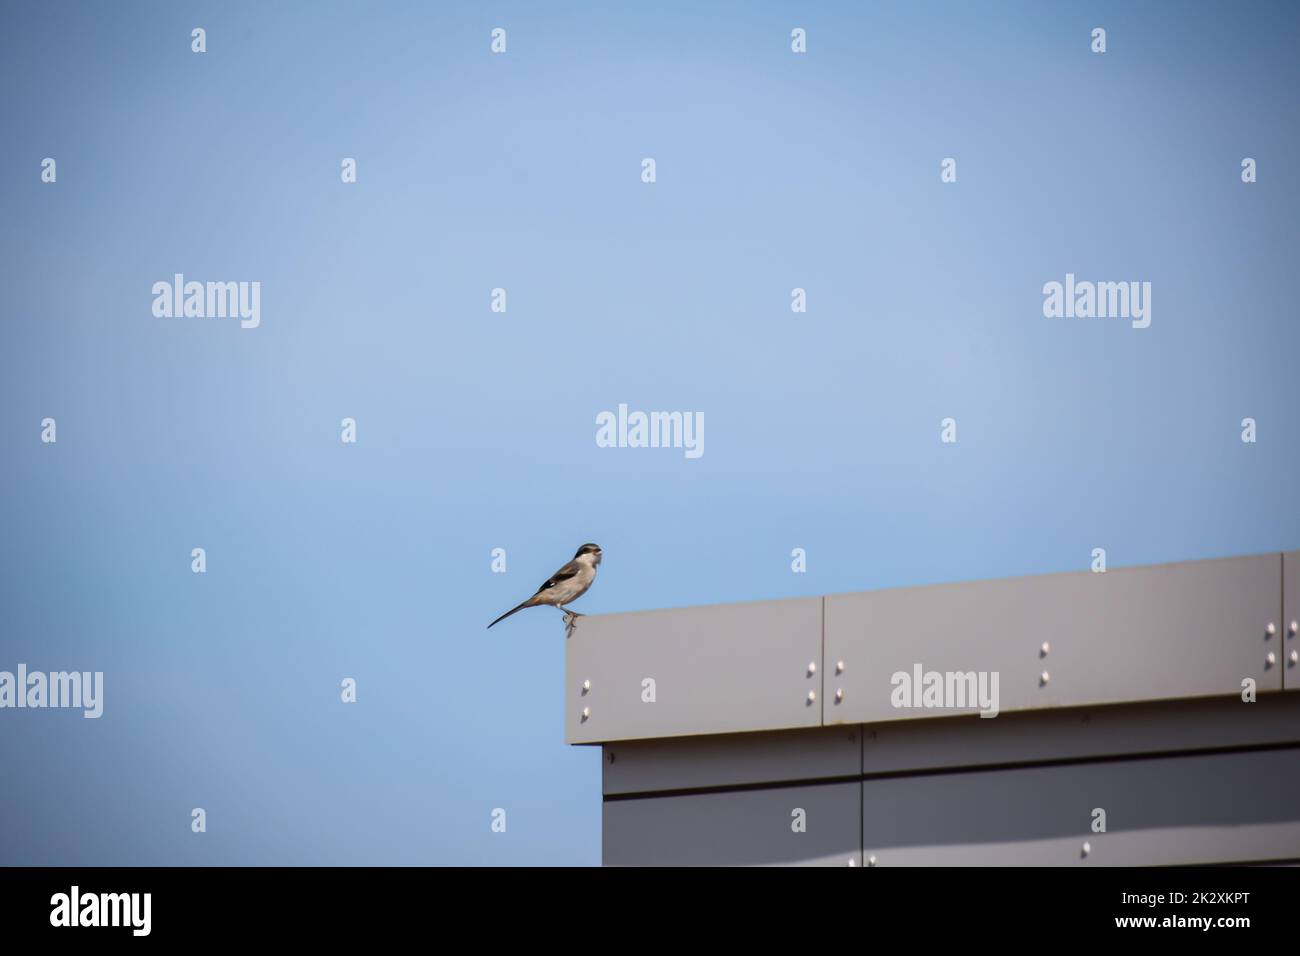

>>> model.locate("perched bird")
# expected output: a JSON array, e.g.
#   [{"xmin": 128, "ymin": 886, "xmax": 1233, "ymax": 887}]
[{"xmin": 487, "ymin": 543, "xmax": 603, "ymax": 631}]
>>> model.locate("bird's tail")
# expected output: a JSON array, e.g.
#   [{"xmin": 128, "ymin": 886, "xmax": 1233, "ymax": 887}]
[{"xmin": 487, "ymin": 596, "xmax": 538, "ymax": 629}]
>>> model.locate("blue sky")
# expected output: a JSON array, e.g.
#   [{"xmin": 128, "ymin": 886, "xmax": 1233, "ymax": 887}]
[{"xmin": 1, "ymin": 1, "xmax": 1298, "ymax": 864}]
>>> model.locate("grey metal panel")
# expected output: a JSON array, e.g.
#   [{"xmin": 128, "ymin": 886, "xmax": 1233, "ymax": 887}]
[
  {"xmin": 565, "ymin": 597, "xmax": 822, "ymax": 744},
  {"xmin": 604, "ymin": 782, "xmax": 860, "ymax": 866},
  {"xmin": 602, "ymin": 696, "xmax": 1300, "ymax": 796},
  {"xmin": 862, "ymin": 748, "xmax": 1300, "ymax": 866},
  {"xmin": 862, "ymin": 694, "xmax": 1300, "ymax": 775},
  {"xmin": 1285, "ymin": 552, "xmax": 1300, "ymax": 692},
  {"xmin": 825, "ymin": 553, "xmax": 1282, "ymax": 725},
  {"xmin": 603, "ymin": 726, "xmax": 860, "ymax": 796}
]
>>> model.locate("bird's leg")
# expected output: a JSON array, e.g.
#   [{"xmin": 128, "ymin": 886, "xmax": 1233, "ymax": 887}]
[{"xmin": 558, "ymin": 606, "xmax": 584, "ymax": 636}]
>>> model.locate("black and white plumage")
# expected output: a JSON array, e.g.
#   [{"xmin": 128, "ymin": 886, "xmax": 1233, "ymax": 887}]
[{"xmin": 487, "ymin": 543, "xmax": 603, "ymax": 631}]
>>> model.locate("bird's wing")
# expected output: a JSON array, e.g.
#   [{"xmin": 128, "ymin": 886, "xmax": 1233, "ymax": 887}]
[{"xmin": 536, "ymin": 559, "xmax": 582, "ymax": 594}]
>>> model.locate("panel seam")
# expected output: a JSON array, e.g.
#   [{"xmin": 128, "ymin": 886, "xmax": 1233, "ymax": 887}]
[{"xmin": 602, "ymin": 739, "xmax": 1300, "ymax": 801}]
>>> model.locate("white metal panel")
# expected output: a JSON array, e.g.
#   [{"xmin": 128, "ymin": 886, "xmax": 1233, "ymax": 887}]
[
  {"xmin": 566, "ymin": 597, "xmax": 823, "ymax": 743},
  {"xmin": 825, "ymin": 554, "xmax": 1282, "ymax": 725}
]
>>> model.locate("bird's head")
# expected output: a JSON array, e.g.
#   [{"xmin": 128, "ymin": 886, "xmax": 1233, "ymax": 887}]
[{"xmin": 575, "ymin": 542, "xmax": 603, "ymax": 566}]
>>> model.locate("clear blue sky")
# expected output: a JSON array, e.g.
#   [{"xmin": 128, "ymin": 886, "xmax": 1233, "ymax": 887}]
[{"xmin": 1, "ymin": 1, "xmax": 1298, "ymax": 864}]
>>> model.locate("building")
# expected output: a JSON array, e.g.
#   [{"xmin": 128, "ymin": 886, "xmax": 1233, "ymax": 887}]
[{"xmin": 566, "ymin": 552, "xmax": 1300, "ymax": 865}]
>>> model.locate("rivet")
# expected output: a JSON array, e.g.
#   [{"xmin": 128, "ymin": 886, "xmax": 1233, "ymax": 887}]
[
  {"xmin": 836, "ymin": 660, "xmax": 845, "ymax": 674},
  {"xmin": 1040, "ymin": 671, "xmax": 1050, "ymax": 685},
  {"xmin": 835, "ymin": 688, "xmax": 844, "ymax": 703},
  {"xmin": 1081, "ymin": 841, "xmax": 1091, "ymax": 858},
  {"xmin": 807, "ymin": 661, "xmax": 816, "ymax": 676},
  {"xmin": 1289, "ymin": 650, "xmax": 1298, "ymax": 666},
  {"xmin": 581, "ymin": 707, "xmax": 590, "ymax": 720},
  {"xmin": 807, "ymin": 691, "xmax": 816, "ymax": 703},
  {"xmin": 1290, "ymin": 620, "xmax": 1298, "ymax": 636},
  {"xmin": 582, "ymin": 679, "xmax": 591, "ymax": 693},
  {"xmin": 1266, "ymin": 622, "xmax": 1277, "ymax": 638},
  {"xmin": 867, "ymin": 854, "xmax": 878, "ymax": 867},
  {"xmin": 1265, "ymin": 652, "xmax": 1276, "ymax": 667},
  {"xmin": 1040, "ymin": 642, "xmax": 1050, "ymax": 657}
]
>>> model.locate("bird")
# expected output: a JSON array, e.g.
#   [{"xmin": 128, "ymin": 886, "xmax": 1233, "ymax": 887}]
[{"xmin": 487, "ymin": 543, "xmax": 603, "ymax": 632}]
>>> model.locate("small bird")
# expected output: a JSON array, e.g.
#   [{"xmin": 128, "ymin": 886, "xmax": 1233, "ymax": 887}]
[{"xmin": 487, "ymin": 543, "xmax": 603, "ymax": 631}]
